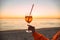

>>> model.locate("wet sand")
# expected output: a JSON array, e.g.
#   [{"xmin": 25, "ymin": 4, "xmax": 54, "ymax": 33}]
[{"xmin": 0, "ymin": 27, "xmax": 60, "ymax": 40}]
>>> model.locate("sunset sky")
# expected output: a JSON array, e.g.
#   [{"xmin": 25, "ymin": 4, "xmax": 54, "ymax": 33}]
[{"xmin": 1, "ymin": 0, "xmax": 60, "ymax": 18}]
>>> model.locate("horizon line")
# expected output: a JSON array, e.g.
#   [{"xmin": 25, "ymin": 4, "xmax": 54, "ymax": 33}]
[
  {"xmin": 0, "ymin": 17, "xmax": 60, "ymax": 19},
  {"xmin": 0, "ymin": 16, "xmax": 60, "ymax": 19}
]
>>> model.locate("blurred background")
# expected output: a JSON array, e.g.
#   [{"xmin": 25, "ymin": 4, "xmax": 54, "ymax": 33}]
[{"xmin": 0, "ymin": 0, "xmax": 60, "ymax": 40}]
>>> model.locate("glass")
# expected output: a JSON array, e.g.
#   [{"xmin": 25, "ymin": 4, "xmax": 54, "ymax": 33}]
[
  {"xmin": 25, "ymin": 4, "xmax": 34, "ymax": 32},
  {"xmin": 25, "ymin": 16, "xmax": 33, "ymax": 32}
]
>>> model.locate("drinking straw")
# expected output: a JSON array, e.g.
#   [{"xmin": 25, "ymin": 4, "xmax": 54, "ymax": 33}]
[{"xmin": 29, "ymin": 4, "xmax": 34, "ymax": 16}]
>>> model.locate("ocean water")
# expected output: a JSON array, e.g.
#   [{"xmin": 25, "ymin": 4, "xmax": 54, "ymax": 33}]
[{"xmin": 0, "ymin": 19, "xmax": 60, "ymax": 31}]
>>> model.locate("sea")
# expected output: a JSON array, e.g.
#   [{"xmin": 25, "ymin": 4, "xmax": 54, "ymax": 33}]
[{"xmin": 0, "ymin": 19, "xmax": 60, "ymax": 31}]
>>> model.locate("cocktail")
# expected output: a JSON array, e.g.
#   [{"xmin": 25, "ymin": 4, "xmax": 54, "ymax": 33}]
[{"xmin": 25, "ymin": 4, "xmax": 34, "ymax": 32}]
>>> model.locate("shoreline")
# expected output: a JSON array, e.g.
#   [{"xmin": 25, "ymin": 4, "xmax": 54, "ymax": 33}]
[{"xmin": 0, "ymin": 27, "xmax": 60, "ymax": 32}]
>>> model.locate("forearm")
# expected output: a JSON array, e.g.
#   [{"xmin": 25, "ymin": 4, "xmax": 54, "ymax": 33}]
[{"xmin": 32, "ymin": 32, "xmax": 49, "ymax": 40}]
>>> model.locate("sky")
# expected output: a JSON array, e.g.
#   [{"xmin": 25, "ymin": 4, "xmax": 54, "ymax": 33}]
[{"xmin": 1, "ymin": 0, "xmax": 60, "ymax": 18}]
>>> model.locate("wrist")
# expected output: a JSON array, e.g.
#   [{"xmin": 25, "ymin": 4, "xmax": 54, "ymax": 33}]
[{"xmin": 32, "ymin": 30, "xmax": 35, "ymax": 33}]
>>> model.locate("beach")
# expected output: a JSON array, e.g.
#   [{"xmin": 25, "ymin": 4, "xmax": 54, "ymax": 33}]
[{"xmin": 0, "ymin": 27, "xmax": 60, "ymax": 40}]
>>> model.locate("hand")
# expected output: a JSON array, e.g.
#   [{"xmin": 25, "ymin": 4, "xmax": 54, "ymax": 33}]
[{"xmin": 27, "ymin": 25, "xmax": 35, "ymax": 33}]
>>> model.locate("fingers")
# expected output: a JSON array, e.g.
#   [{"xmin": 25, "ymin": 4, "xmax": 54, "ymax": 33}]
[
  {"xmin": 27, "ymin": 25, "xmax": 34, "ymax": 28},
  {"xmin": 27, "ymin": 25, "xmax": 32, "ymax": 27},
  {"xmin": 27, "ymin": 25, "xmax": 35, "ymax": 33}
]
